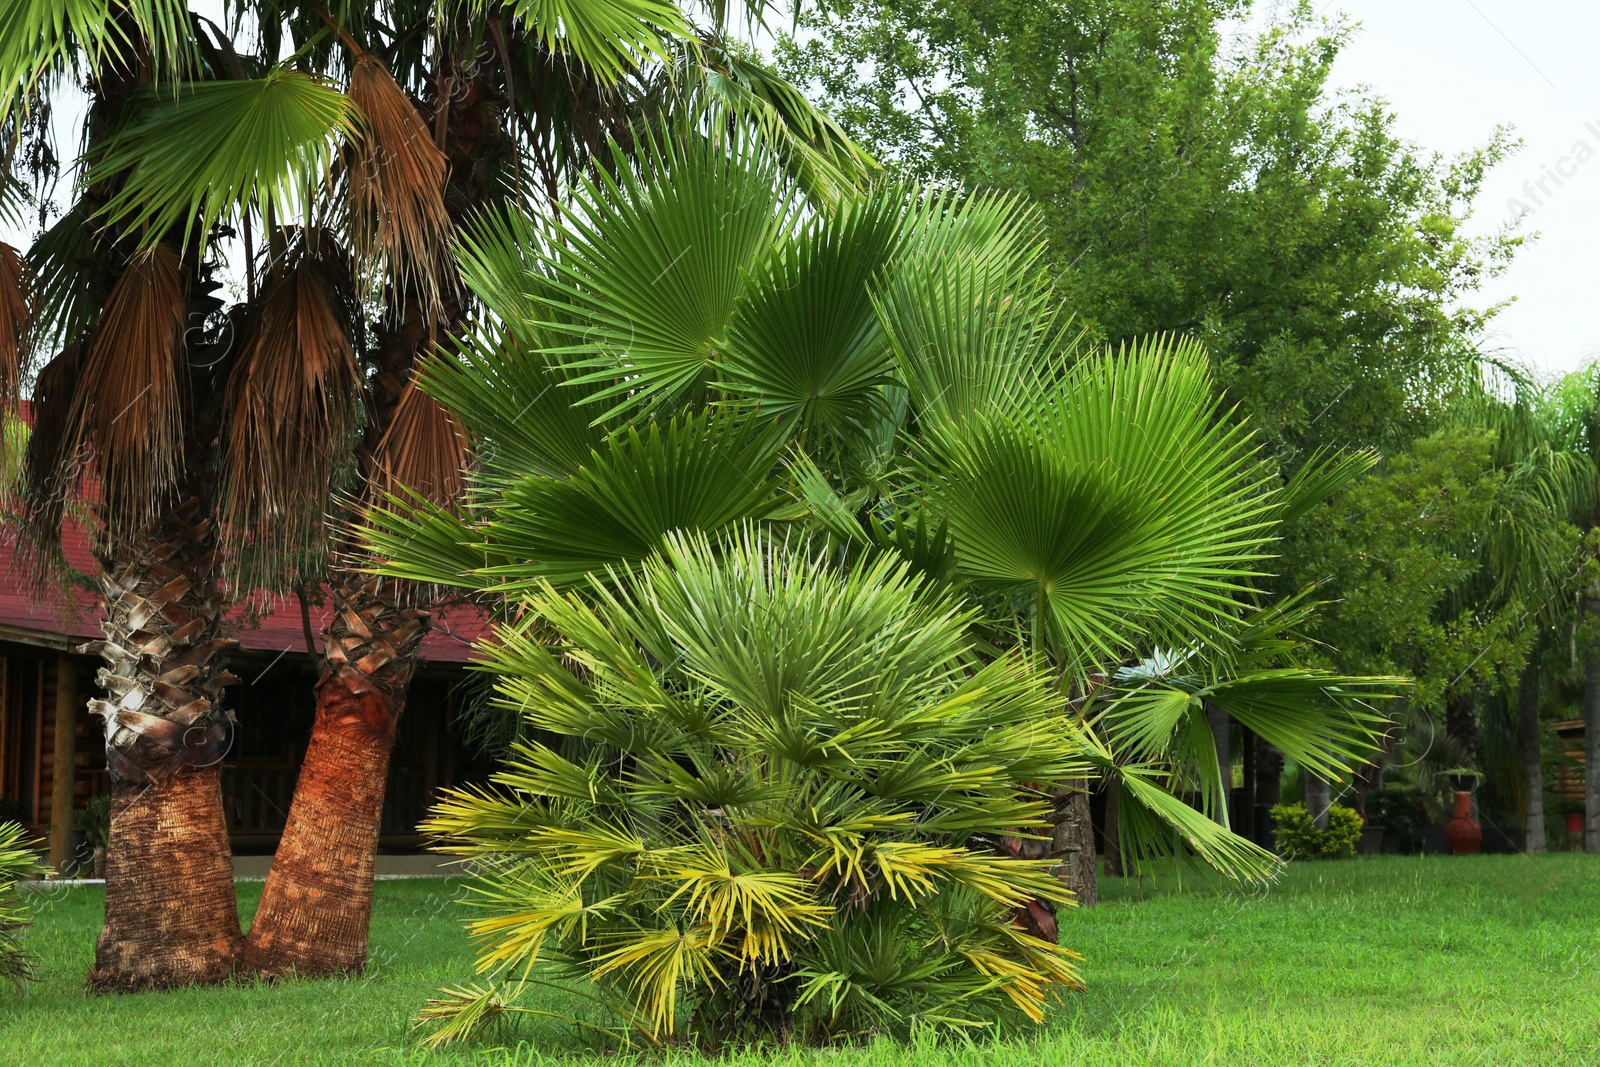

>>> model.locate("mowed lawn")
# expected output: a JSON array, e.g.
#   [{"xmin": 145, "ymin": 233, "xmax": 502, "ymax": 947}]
[{"xmin": 2, "ymin": 854, "xmax": 1597, "ymax": 1066}]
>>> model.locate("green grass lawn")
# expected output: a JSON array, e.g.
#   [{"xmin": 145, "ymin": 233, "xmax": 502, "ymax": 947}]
[{"xmin": 2, "ymin": 854, "xmax": 1597, "ymax": 1066}]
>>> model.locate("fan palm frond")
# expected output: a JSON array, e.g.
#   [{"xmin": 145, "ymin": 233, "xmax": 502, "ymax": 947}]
[
  {"xmin": 875, "ymin": 191, "xmax": 1058, "ymax": 426},
  {"xmin": 421, "ymin": 326, "xmax": 608, "ymax": 484},
  {"xmin": 473, "ymin": 410, "xmax": 786, "ymax": 590},
  {"xmin": 346, "ymin": 53, "xmax": 452, "ymax": 317},
  {"xmin": 916, "ymin": 336, "xmax": 1275, "ymax": 673},
  {"xmin": 0, "ymin": 0, "xmax": 193, "ymax": 119},
  {"xmin": 90, "ymin": 67, "xmax": 355, "ymax": 251},
  {"xmin": 718, "ymin": 186, "xmax": 910, "ymax": 451},
  {"xmin": 539, "ymin": 131, "xmax": 794, "ymax": 420},
  {"xmin": 662, "ymin": 34, "xmax": 877, "ymax": 204},
  {"xmin": 496, "ymin": 0, "xmax": 692, "ymax": 87},
  {"xmin": 221, "ymin": 228, "xmax": 362, "ymax": 584}
]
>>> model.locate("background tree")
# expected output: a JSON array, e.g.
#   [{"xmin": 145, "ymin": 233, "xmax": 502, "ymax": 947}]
[
  {"xmin": 774, "ymin": 0, "xmax": 1546, "ymax": 839},
  {"xmin": 774, "ymin": 0, "xmax": 1517, "ymax": 461}
]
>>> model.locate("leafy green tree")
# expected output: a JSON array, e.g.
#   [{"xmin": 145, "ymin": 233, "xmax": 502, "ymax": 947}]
[
  {"xmin": 0, "ymin": 0, "xmax": 866, "ymax": 987},
  {"xmin": 773, "ymin": 0, "xmax": 1517, "ymax": 459},
  {"xmin": 1281, "ymin": 375, "xmax": 1592, "ymax": 839},
  {"xmin": 1542, "ymin": 365, "xmax": 1600, "ymax": 853}
]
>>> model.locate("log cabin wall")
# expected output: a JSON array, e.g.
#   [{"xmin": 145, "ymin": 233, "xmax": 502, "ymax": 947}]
[
  {"xmin": 1, "ymin": 639, "xmax": 487, "ymax": 862},
  {"xmin": 0, "ymin": 644, "xmax": 101, "ymax": 869}
]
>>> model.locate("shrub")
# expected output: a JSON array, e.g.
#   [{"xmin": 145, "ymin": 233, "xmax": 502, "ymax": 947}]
[
  {"xmin": 0, "ymin": 821, "xmax": 47, "ymax": 992},
  {"xmin": 418, "ymin": 533, "xmax": 1090, "ymax": 1048},
  {"xmin": 1270, "ymin": 803, "xmax": 1363, "ymax": 860}
]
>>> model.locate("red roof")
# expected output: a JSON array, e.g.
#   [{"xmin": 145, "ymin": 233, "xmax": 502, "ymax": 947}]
[
  {"xmin": 1, "ymin": 400, "xmax": 488, "ymax": 662},
  {"xmin": 0, "ymin": 520, "xmax": 487, "ymax": 664}
]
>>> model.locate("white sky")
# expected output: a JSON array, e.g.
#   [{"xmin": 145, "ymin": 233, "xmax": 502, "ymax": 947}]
[{"xmin": 1303, "ymin": 0, "xmax": 1600, "ymax": 378}]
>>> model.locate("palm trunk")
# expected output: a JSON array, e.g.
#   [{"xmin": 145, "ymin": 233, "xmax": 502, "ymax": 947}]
[
  {"xmin": 1255, "ymin": 735, "xmax": 1282, "ymax": 807},
  {"xmin": 85, "ymin": 494, "xmax": 241, "ymax": 991},
  {"xmin": 239, "ymin": 573, "xmax": 427, "ymax": 975},
  {"xmin": 241, "ymin": 41, "xmax": 504, "ymax": 977},
  {"xmin": 1050, "ymin": 781, "xmax": 1096, "ymax": 907},
  {"xmin": 1238, "ymin": 724, "xmax": 1257, "ymax": 842},
  {"xmin": 1304, "ymin": 772, "xmax": 1330, "ymax": 831},
  {"xmin": 1586, "ymin": 597, "xmax": 1600, "ymax": 854},
  {"xmin": 1518, "ymin": 665, "xmax": 1546, "ymax": 854},
  {"xmin": 1445, "ymin": 690, "xmax": 1480, "ymax": 769}
]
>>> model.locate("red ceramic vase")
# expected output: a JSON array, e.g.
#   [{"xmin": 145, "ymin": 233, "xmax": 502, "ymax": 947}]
[{"xmin": 1444, "ymin": 790, "xmax": 1482, "ymax": 856}]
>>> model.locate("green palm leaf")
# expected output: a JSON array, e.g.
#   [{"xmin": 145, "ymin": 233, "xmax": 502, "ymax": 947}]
[
  {"xmin": 718, "ymin": 187, "xmax": 910, "ymax": 450},
  {"xmin": 1115, "ymin": 765, "xmax": 1279, "ymax": 882},
  {"xmin": 0, "ymin": 0, "xmax": 191, "ymax": 119},
  {"xmin": 1278, "ymin": 446, "xmax": 1380, "ymax": 526},
  {"xmin": 876, "ymin": 193, "xmax": 1061, "ymax": 427},
  {"xmin": 456, "ymin": 201, "xmax": 557, "ymax": 345},
  {"xmin": 422, "ymin": 327, "xmax": 609, "ymax": 484},
  {"xmin": 90, "ymin": 67, "xmax": 354, "ymax": 250},
  {"xmin": 473, "ymin": 410, "xmax": 786, "ymax": 590},
  {"xmin": 498, "ymin": 0, "xmax": 692, "ymax": 86},
  {"xmin": 916, "ymin": 337, "xmax": 1275, "ymax": 670},
  {"xmin": 538, "ymin": 133, "xmax": 795, "ymax": 420},
  {"xmin": 678, "ymin": 37, "xmax": 878, "ymax": 204}
]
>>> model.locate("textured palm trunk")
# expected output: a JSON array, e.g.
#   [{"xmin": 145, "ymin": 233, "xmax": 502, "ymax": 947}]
[
  {"xmin": 1303, "ymin": 771, "xmax": 1331, "ymax": 830},
  {"xmin": 1050, "ymin": 782, "xmax": 1097, "ymax": 907},
  {"xmin": 1101, "ymin": 779, "xmax": 1123, "ymax": 877},
  {"xmin": 239, "ymin": 573, "xmax": 427, "ymax": 976},
  {"xmin": 1445, "ymin": 690, "xmax": 1480, "ymax": 769},
  {"xmin": 241, "ymin": 44, "xmax": 503, "ymax": 977},
  {"xmin": 86, "ymin": 494, "xmax": 242, "ymax": 991},
  {"xmin": 1518, "ymin": 666, "xmax": 1545, "ymax": 854}
]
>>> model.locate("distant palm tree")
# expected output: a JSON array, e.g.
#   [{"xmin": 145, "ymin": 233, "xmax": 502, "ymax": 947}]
[
  {"xmin": 0, "ymin": 1, "xmax": 867, "ymax": 987},
  {"xmin": 1447, "ymin": 372, "xmax": 1594, "ymax": 853}
]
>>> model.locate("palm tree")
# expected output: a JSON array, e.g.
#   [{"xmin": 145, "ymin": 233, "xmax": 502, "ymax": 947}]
[
  {"xmin": 364, "ymin": 133, "xmax": 1395, "ymax": 911},
  {"xmin": 0, "ymin": 1, "xmax": 867, "ymax": 985},
  {"xmin": 1539, "ymin": 366, "xmax": 1600, "ymax": 852},
  {"xmin": 1448, "ymin": 372, "xmax": 1593, "ymax": 853},
  {"xmin": 418, "ymin": 530, "xmax": 1090, "ymax": 1046}
]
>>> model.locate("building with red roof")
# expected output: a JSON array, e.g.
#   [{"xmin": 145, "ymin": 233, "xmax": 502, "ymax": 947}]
[{"xmin": 0, "ymin": 513, "xmax": 496, "ymax": 872}]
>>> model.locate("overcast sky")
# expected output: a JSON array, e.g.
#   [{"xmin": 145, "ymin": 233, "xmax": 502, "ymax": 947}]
[{"xmin": 1303, "ymin": 0, "xmax": 1600, "ymax": 378}]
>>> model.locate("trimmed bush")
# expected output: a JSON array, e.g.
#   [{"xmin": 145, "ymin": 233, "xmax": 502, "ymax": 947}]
[{"xmin": 1270, "ymin": 803, "xmax": 1363, "ymax": 860}]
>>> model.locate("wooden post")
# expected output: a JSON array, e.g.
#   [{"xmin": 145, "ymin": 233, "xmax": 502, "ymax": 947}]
[{"xmin": 48, "ymin": 653, "xmax": 77, "ymax": 876}]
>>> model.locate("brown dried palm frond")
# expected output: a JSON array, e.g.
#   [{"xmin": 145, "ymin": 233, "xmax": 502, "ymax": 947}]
[
  {"xmin": 71, "ymin": 245, "xmax": 187, "ymax": 534},
  {"xmin": 221, "ymin": 229, "xmax": 362, "ymax": 588},
  {"xmin": 346, "ymin": 54, "xmax": 452, "ymax": 322},
  {"xmin": 14, "ymin": 342, "xmax": 85, "ymax": 577},
  {"xmin": 0, "ymin": 242, "xmax": 34, "ymax": 410},
  {"xmin": 368, "ymin": 363, "xmax": 469, "ymax": 513}
]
